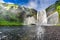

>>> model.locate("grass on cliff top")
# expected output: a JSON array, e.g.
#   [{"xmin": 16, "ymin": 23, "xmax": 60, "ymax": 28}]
[{"xmin": 0, "ymin": 21, "xmax": 23, "ymax": 26}]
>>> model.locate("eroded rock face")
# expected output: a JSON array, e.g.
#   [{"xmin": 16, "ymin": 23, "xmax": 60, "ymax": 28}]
[
  {"xmin": 24, "ymin": 16, "xmax": 36, "ymax": 25},
  {"xmin": 47, "ymin": 12, "xmax": 58, "ymax": 24}
]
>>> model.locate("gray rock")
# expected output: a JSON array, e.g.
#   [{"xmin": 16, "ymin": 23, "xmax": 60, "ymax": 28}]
[{"xmin": 47, "ymin": 12, "xmax": 58, "ymax": 24}]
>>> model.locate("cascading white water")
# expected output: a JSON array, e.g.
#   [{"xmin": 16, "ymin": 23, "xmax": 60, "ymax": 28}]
[
  {"xmin": 37, "ymin": 10, "xmax": 47, "ymax": 25},
  {"xmin": 37, "ymin": 10, "xmax": 47, "ymax": 40}
]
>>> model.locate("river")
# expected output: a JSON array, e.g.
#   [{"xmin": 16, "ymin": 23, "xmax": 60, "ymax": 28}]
[{"xmin": 0, "ymin": 25, "xmax": 38, "ymax": 40}]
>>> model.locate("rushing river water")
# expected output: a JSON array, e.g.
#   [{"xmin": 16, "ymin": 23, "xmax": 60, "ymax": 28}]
[
  {"xmin": 0, "ymin": 26, "xmax": 36, "ymax": 40},
  {"xmin": 0, "ymin": 25, "xmax": 45, "ymax": 40}
]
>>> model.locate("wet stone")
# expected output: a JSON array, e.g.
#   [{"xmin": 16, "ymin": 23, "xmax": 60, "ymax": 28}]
[{"xmin": 0, "ymin": 26, "xmax": 60, "ymax": 40}]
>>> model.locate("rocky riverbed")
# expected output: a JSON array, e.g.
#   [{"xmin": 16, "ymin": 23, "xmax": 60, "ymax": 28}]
[
  {"xmin": 0, "ymin": 25, "xmax": 60, "ymax": 40},
  {"xmin": 44, "ymin": 26, "xmax": 60, "ymax": 40},
  {"xmin": 0, "ymin": 25, "xmax": 37, "ymax": 40}
]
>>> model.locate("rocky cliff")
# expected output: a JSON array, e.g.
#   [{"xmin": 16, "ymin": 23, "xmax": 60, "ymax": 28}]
[{"xmin": 0, "ymin": 3, "xmax": 37, "ymax": 25}]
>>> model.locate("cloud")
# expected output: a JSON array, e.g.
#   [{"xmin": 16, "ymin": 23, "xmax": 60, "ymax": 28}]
[
  {"xmin": 23, "ymin": 0, "xmax": 57, "ymax": 11},
  {"xmin": 0, "ymin": 0, "xmax": 5, "ymax": 3},
  {"xmin": 6, "ymin": 2, "xmax": 14, "ymax": 4},
  {"xmin": 23, "ymin": 0, "xmax": 38, "ymax": 11},
  {"xmin": 27, "ymin": 1, "xmax": 37, "ymax": 8},
  {"xmin": 0, "ymin": 0, "xmax": 14, "ymax": 4}
]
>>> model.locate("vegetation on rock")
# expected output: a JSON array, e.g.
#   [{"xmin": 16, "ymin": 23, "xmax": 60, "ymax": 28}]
[{"xmin": 0, "ymin": 3, "xmax": 37, "ymax": 25}]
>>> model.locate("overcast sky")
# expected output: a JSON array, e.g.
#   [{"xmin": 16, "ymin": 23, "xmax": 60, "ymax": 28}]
[{"xmin": 0, "ymin": 0, "xmax": 57, "ymax": 11}]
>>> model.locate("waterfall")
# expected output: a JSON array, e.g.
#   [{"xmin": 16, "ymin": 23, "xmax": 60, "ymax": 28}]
[
  {"xmin": 36, "ymin": 10, "xmax": 47, "ymax": 40},
  {"xmin": 24, "ymin": 9, "xmax": 47, "ymax": 40},
  {"xmin": 37, "ymin": 10, "xmax": 47, "ymax": 25}
]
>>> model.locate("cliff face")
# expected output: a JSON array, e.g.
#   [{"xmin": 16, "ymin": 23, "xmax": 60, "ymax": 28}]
[
  {"xmin": 0, "ymin": 3, "xmax": 37, "ymax": 25},
  {"xmin": 46, "ymin": 0, "xmax": 60, "ymax": 17},
  {"xmin": 46, "ymin": 0, "xmax": 60, "ymax": 24},
  {"xmin": 46, "ymin": 4, "xmax": 56, "ymax": 17}
]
